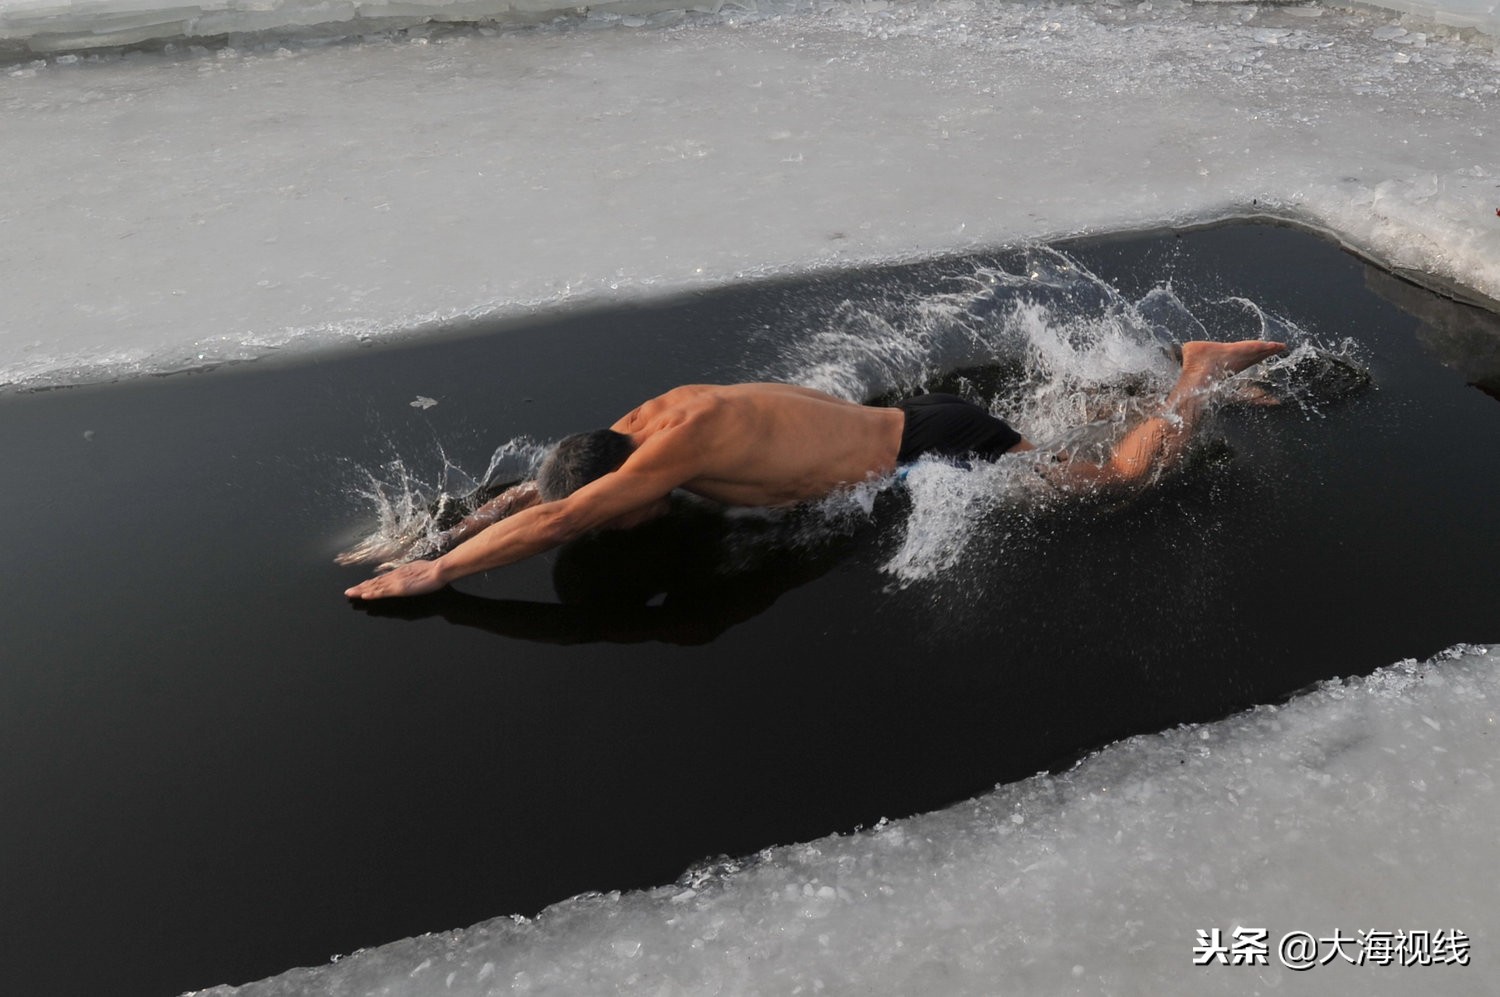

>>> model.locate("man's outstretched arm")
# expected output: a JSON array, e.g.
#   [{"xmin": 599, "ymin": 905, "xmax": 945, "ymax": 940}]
[
  {"xmin": 333, "ymin": 480, "xmax": 542, "ymax": 570},
  {"xmin": 344, "ymin": 433, "xmax": 694, "ymax": 600},
  {"xmin": 429, "ymin": 481, "xmax": 541, "ymax": 559},
  {"xmin": 342, "ymin": 502, "xmax": 570, "ymax": 600}
]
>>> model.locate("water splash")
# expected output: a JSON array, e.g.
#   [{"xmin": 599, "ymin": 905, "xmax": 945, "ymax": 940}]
[
  {"xmin": 769, "ymin": 247, "xmax": 1369, "ymax": 582},
  {"xmin": 337, "ymin": 437, "xmax": 548, "ymax": 567}
]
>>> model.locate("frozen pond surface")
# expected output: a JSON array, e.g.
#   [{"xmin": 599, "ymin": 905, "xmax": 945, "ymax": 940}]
[
  {"xmin": 3, "ymin": 0, "xmax": 1497, "ymax": 54},
  {"xmin": 2, "ymin": 0, "xmax": 1498, "ymax": 389}
]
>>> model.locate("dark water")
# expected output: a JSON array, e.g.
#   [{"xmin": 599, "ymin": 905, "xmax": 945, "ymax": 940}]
[{"xmin": 1, "ymin": 223, "xmax": 1497, "ymax": 996}]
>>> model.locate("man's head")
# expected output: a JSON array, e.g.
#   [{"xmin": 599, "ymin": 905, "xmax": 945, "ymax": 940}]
[{"xmin": 536, "ymin": 429, "xmax": 634, "ymax": 502}]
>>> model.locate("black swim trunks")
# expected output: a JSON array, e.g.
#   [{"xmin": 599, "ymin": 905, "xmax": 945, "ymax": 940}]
[{"xmin": 894, "ymin": 393, "xmax": 1023, "ymax": 463}]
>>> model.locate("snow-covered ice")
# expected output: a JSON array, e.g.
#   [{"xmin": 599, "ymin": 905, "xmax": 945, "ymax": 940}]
[
  {"xmin": 2, "ymin": 0, "xmax": 1498, "ymax": 389},
  {"xmin": 2, "ymin": 0, "xmax": 1497, "ymax": 55}
]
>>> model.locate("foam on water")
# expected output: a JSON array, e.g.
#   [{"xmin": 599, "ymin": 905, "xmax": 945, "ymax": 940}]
[
  {"xmin": 873, "ymin": 333, "xmax": 1359, "ymax": 582},
  {"xmin": 2, "ymin": 0, "xmax": 1497, "ymax": 390},
  {"xmin": 779, "ymin": 248, "xmax": 1362, "ymax": 581},
  {"xmin": 186, "ymin": 644, "xmax": 1500, "ymax": 996}
]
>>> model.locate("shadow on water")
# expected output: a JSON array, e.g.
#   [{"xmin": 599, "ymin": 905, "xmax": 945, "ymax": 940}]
[
  {"xmin": 2, "ymin": 222, "xmax": 1499, "ymax": 996},
  {"xmin": 355, "ymin": 501, "xmax": 855, "ymax": 646}
]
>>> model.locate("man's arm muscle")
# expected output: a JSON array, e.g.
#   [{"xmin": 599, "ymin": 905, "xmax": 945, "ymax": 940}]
[
  {"xmin": 429, "ymin": 481, "xmax": 541, "ymax": 557},
  {"xmin": 437, "ymin": 446, "xmax": 689, "ymax": 575}
]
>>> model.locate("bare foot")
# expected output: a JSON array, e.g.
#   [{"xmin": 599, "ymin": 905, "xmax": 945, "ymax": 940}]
[
  {"xmin": 1160, "ymin": 339, "xmax": 1287, "ymax": 420},
  {"xmin": 1180, "ymin": 339, "xmax": 1287, "ymax": 383}
]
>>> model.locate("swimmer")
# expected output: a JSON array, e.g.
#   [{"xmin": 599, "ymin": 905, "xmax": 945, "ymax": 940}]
[{"xmin": 344, "ymin": 339, "xmax": 1284, "ymax": 600}]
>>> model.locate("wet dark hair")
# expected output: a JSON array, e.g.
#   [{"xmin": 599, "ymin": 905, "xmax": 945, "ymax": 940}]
[{"xmin": 536, "ymin": 429, "xmax": 634, "ymax": 502}]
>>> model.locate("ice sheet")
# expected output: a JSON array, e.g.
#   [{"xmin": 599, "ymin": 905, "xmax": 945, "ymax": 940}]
[
  {"xmin": 185, "ymin": 644, "xmax": 1499, "ymax": 995},
  {"xmin": 2, "ymin": 0, "xmax": 1498, "ymax": 389},
  {"xmin": 2, "ymin": 0, "xmax": 1497, "ymax": 56}
]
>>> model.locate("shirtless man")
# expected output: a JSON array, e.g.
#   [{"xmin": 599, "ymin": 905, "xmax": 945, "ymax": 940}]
[{"xmin": 344, "ymin": 339, "xmax": 1284, "ymax": 600}]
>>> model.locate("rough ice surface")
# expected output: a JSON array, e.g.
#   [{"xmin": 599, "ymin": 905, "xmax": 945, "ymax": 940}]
[
  {"xmin": 1346, "ymin": 0, "xmax": 1498, "ymax": 35},
  {"xmin": 3, "ymin": 0, "xmax": 1499, "ymax": 389},
  {"xmin": 187, "ymin": 645, "xmax": 1500, "ymax": 996},
  {"xmin": 2, "ymin": 0, "xmax": 1497, "ymax": 55}
]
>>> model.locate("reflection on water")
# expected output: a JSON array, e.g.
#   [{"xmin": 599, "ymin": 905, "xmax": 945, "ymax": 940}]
[{"xmin": 1365, "ymin": 263, "xmax": 1500, "ymax": 402}]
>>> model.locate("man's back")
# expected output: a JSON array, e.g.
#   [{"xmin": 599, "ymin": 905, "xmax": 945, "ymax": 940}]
[{"xmin": 609, "ymin": 383, "xmax": 905, "ymax": 507}]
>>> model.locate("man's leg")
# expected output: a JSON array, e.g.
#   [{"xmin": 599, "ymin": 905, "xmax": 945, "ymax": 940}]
[{"xmin": 1058, "ymin": 339, "xmax": 1285, "ymax": 488}]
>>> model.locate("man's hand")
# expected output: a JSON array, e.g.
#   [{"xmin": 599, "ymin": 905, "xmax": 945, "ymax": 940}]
[{"xmin": 345, "ymin": 560, "xmax": 447, "ymax": 600}]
